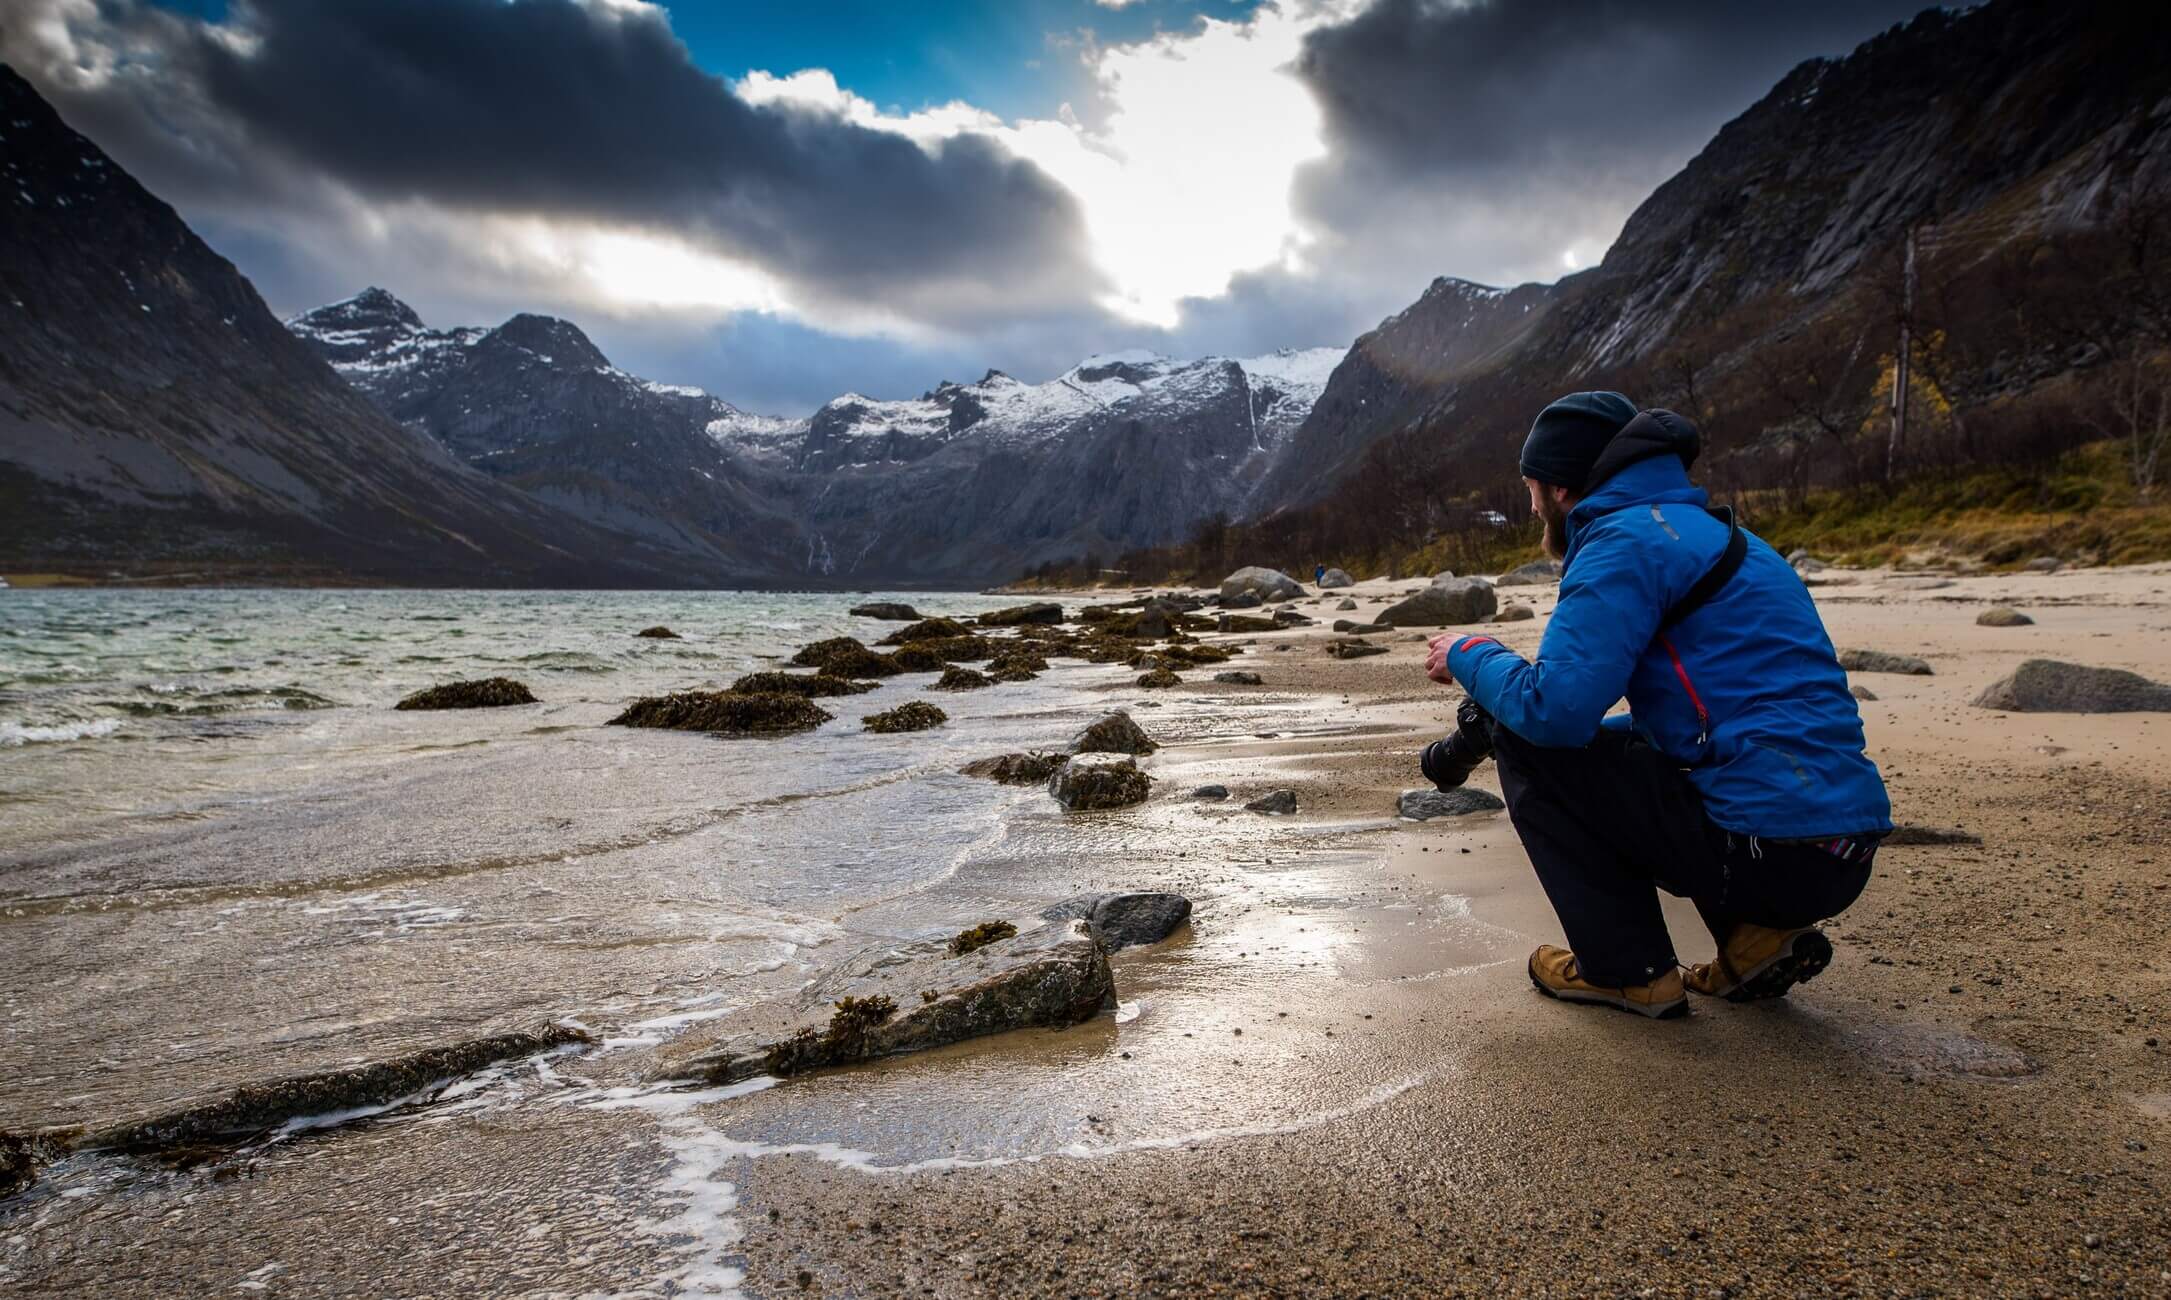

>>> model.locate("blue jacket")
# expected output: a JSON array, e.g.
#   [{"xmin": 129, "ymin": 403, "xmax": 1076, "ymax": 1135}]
[{"xmin": 1445, "ymin": 444, "xmax": 1890, "ymax": 840}]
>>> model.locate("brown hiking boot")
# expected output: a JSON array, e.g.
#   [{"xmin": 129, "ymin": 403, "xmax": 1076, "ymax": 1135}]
[
  {"xmin": 1526, "ymin": 946, "xmax": 1687, "ymax": 1019},
  {"xmin": 1683, "ymin": 925, "xmax": 1834, "ymax": 1002}
]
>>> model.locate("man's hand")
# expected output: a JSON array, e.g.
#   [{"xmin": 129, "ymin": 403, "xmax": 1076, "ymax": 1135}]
[{"xmin": 1424, "ymin": 632, "xmax": 1457, "ymax": 685}]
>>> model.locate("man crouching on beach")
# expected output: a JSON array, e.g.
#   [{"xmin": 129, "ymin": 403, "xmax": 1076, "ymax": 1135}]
[{"xmin": 1421, "ymin": 392, "xmax": 1891, "ymax": 1019}]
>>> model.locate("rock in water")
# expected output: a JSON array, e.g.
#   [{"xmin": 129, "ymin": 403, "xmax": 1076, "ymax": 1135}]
[
  {"xmin": 655, "ymin": 921, "xmax": 1113, "ymax": 1085},
  {"xmin": 1976, "ymin": 607, "xmax": 2034, "ymax": 627},
  {"xmin": 726, "ymin": 671, "xmax": 876, "ymax": 698},
  {"xmin": 1041, "ymin": 892, "xmax": 1192, "ymax": 951},
  {"xmin": 1497, "ymin": 603, "xmax": 1535, "ymax": 622},
  {"xmin": 930, "ymin": 665, "xmax": 993, "ymax": 690},
  {"xmin": 1837, "ymin": 648, "xmax": 1934, "ymax": 675},
  {"xmin": 1213, "ymin": 671, "xmax": 1263, "ymax": 685},
  {"xmin": 1327, "ymin": 639, "xmax": 1387, "ymax": 659},
  {"xmin": 1495, "ymin": 559, "xmax": 1562, "ymax": 586},
  {"xmin": 1318, "ymin": 568, "xmax": 1355, "ymax": 589},
  {"xmin": 635, "ymin": 626, "xmax": 680, "ymax": 639},
  {"xmin": 1378, "ymin": 578, "xmax": 1498, "ymax": 627},
  {"xmin": 1220, "ymin": 566, "xmax": 1305, "ymax": 603},
  {"xmin": 849, "ymin": 601, "xmax": 921, "ymax": 621},
  {"xmin": 395, "ymin": 677, "xmax": 537, "ymax": 710},
  {"xmin": 611, "ymin": 691, "xmax": 832, "ymax": 735},
  {"xmin": 959, "ymin": 752, "xmax": 1067, "ymax": 784},
  {"xmin": 77, "ymin": 1026, "xmax": 591, "ymax": 1156},
  {"xmin": 1850, "ymin": 684, "xmax": 1879, "ymax": 701},
  {"xmin": 1049, "ymin": 753, "xmax": 1152, "ymax": 809},
  {"xmin": 1246, "ymin": 789, "xmax": 1298, "ymax": 815},
  {"xmin": 1971, "ymin": 659, "xmax": 2171, "ymax": 713},
  {"xmin": 864, "ymin": 701, "xmax": 948, "ymax": 733},
  {"xmin": 1398, "ymin": 788, "xmax": 1505, "ymax": 820},
  {"xmin": 879, "ymin": 617, "xmax": 973, "ymax": 645},
  {"xmin": 978, "ymin": 601, "xmax": 1064, "ymax": 626},
  {"xmin": 1071, "ymin": 710, "xmax": 1158, "ymax": 755}
]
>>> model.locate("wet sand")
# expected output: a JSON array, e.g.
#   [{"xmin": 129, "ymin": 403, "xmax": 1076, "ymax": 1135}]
[{"xmin": 730, "ymin": 566, "xmax": 2171, "ymax": 1296}]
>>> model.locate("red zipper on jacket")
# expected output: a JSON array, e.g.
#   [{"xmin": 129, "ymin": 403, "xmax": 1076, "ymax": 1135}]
[{"xmin": 1657, "ymin": 633, "xmax": 1710, "ymax": 744}]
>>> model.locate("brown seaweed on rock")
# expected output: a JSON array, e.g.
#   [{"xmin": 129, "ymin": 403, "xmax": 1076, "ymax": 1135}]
[
  {"xmin": 885, "ymin": 643, "xmax": 946, "ymax": 673},
  {"xmin": 958, "ymin": 751, "xmax": 1067, "ymax": 784},
  {"xmin": 760, "ymin": 996, "xmax": 899, "ymax": 1076},
  {"xmin": 609, "ymin": 691, "xmax": 833, "ymax": 734},
  {"xmin": 948, "ymin": 920, "xmax": 1018, "ymax": 956},
  {"xmin": 863, "ymin": 701, "xmax": 948, "ymax": 733},
  {"xmin": 789, "ymin": 637, "xmax": 902, "ymax": 677},
  {"xmin": 879, "ymin": 617, "xmax": 973, "ymax": 645},
  {"xmin": 931, "ymin": 665, "xmax": 993, "ymax": 690},
  {"xmin": 725, "ymin": 671, "xmax": 877, "ymax": 698},
  {"xmin": 395, "ymin": 677, "xmax": 538, "ymax": 710}
]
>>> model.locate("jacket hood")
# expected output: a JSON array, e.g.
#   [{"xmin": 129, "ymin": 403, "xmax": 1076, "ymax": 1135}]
[
  {"xmin": 1582, "ymin": 407, "xmax": 1699, "ymax": 495},
  {"xmin": 1562, "ymin": 451, "xmax": 1708, "ymax": 571}
]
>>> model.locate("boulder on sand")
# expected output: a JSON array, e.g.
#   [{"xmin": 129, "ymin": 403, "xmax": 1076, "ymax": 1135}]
[
  {"xmin": 1246, "ymin": 789, "xmax": 1298, "ymax": 815},
  {"xmin": 1495, "ymin": 559, "xmax": 1562, "ymax": 586},
  {"xmin": 1213, "ymin": 671, "xmax": 1263, "ymax": 685},
  {"xmin": 1049, "ymin": 753, "xmax": 1152, "ymax": 809},
  {"xmin": 1216, "ymin": 613, "xmax": 1281, "ymax": 633},
  {"xmin": 655, "ymin": 921, "xmax": 1113, "ymax": 1085},
  {"xmin": 395, "ymin": 677, "xmax": 537, "ymax": 710},
  {"xmin": 611, "ymin": 691, "xmax": 832, "ymax": 735},
  {"xmin": 1337, "ymin": 598, "xmax": 1358, "ymax": 611},
  {"xmin": 849, "ymin": 601, "xmax": 920, "ymax": 621},
  {"xmin": 635, "ymin": 626, "xmax": 680, "ymax": 639},
  {"xmin": 1378, "ymin": 578, "xmax": 1498, "ymax": 627},
  {"xmin": 1976, "ymin": 607, "xmax": 2034, "ymax": 627},
  {"xmin": 1971, "ymin": 659, "xmax": 2171, "ymax": 713},
  {"xmin": 1850, "ymin": 684, "xmax": 1879, "ymax": 701},
  {"xmin": 1318, "ymin": 568, "xmax": 1355, "ymax": 589},
  {"xmin": 1838, "ymin": 648, "xmax": 1934, "ymax": 675},
  {"xmin": 1219, "ymin": 567, "xmax": 1306, "ymax": 603},
  {"xmin": 1398, "ymin": 788, "xmax": 1505, "ymax": 820},
  {"xmin": 959, "ymin": 752, "xmax": 1067, "ymax": 784},
  {"xmin": 864, "ymin": 701, "xmax": 948, "ymax": 733},
  {"xmin": 1192, "ymin": 784, "xmax": 1230, "ymax": 800},
  {"xmin": 2023, "ymin": 556, "xmax": 2062, "ymax": 573},
  {"xmin": 1041, "ymin": 892, "xmax": 1192, "ymax": 952},
  {"xmin": 1071, "ymin": 710, "xmax": 1158, "ymax": 755},
  {"xmin": 1327, "ymin": 639, "xmax": 1387, "ymax": 659},
  {"xmin": 1496, "ymin": 604, "xmax": 1535, "ymax": 622},
  {"xmin": 1332, "ymin": 618, "xmax": 1389, "ymax": 634},
  {"xmin": 978, "ymin": 602, "xmax": 1065, "ymax": 626}
]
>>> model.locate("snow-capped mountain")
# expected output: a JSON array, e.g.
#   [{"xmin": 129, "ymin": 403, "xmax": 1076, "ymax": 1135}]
[{"xmin": 290, "ymin": 288, "xmax": 1347, "ymax": 583}]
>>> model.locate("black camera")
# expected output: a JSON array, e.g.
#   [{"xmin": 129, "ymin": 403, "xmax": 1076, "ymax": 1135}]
[{"xmin": 1420, "ymin": 698, "xmax": 1496, "ymax": 790}]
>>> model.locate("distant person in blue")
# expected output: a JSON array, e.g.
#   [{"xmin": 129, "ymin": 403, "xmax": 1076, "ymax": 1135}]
[
  {"xmin": 1315, "ymin": 563, "xmax": 1327, "ymax": 586},
  {"xmin": 1420, "ymin": 392, "xmax": 1890, "ymax": 1019}
]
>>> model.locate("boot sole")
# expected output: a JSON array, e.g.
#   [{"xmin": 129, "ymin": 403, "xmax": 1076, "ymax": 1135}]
[
  {"xmin": 1528, "ymin": 966, "xmax": 1688, "ymax": 1020},
  {"xmin": 1721, "ymin": 929, "xmax": 1834, "ymax": 1003}
]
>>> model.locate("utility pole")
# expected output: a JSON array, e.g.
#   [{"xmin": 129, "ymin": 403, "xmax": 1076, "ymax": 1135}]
[{"xmin": 1887, "ymin": 226, "xmax": 1916, "ymax": 482}]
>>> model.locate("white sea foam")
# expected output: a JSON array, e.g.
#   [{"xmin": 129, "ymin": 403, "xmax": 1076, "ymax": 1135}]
[{"xmin": 0, "ymin": 717, "xmax": 121, "ymax": 746}]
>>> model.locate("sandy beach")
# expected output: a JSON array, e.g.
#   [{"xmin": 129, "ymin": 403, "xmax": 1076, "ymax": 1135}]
[{"xmin": 721, "ymin": 565, "xmax": 2171, "ymax": 1297}]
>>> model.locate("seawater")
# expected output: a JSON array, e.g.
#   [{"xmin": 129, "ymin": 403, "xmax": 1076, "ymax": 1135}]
[{"xmin": 0, "ymin": 587, "xmax": 1524, "ymax": 1297}]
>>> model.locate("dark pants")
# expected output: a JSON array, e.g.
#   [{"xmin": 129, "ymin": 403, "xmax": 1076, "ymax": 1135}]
[{"xmin": 1490, "ymin": 724, "xmax": 1872, "ymax": 987}]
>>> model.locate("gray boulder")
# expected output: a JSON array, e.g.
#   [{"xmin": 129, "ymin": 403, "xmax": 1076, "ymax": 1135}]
[
  {"xmin": 1398, "ymin": 788, "xmax": 1506, "ymax": 820},
  {"xmin": 2023, "ymin": 556, "xmax": 2062, "ymax": 573},
  {"xmin": 1192, "ymin": 784, "xmax": 1230, "ymax": 800},
  {"xmin": 1222, "ymin": 592, "xmax": 1264, "ymax": 609},
  {"xmin": 1850, "ymin": 684, "xmax": 1879, "ymax": 701},
  {"xmin": 1271, "ymin": 608, "xmax": 1315, "ymax": 628},
  {"xmin": 1245, "ymin": 789, "xmax": 1298, "ymax": 815},
  {"xmin": 1220, "ymin": 566, "xmax": 1306, "ymax": 603},
  {"xmin": 1971, "ymin": 659, "xmax": 2171, "ymax": 713},
  {"xmin": 657, "ymin": 921, "xmax": 1113, "ymax": 1084},
  {"xmin": 1318, "ymin": 568, "xmax": 1355, "ymax": 589},
  {"xmin": 1050, "ymin": 753, "xmax": 1152, "ymax": 809},
  {"xmin": 1838, "ymin": 648, "xmax": 1934, "ymax": 675},
  {"xmin": 1041, "ymin": 892, "xmax": 1192, "ymax": 952},
  {"xmin": 1071, "ymin": 710, "xmax": 1158, "ymax": 755},
  {"xmin": 1793, "ymin": 555, "xmax": 1830, "ymax": 574},
  {"xmin": 1379, "ymin": 578, "xmax": 1498, "ymax": 628},
  {"xmin": 978, "ymin": 601, "xmax": 1064, "ymax": 626},
  {"xmin": 1495, "ymin": 559, "xmax": 1562, "ymax": 586},
  {"xmin": 959, "ymin": 752, "xmax": 1068, "ymax": 785},
  {"xmin": 1212, "ymin": 671, "xmax": 1263, "ymax": 685},
  {"xmin": 1336, "ymin": 597, "xmax": 1358, "ymax": 611},
  {"xmin": 1976, "ymin": 607, "xmax": 2034, "ymax": 627},
  {"xmin": 1332, "ymin": 618, "xmax": 1388, "ymax": 634},
  {"xmin": 1496, "ymin": 604, "xmax": 1535, "ymax": 622},
  {"xmin": 849, "ymin": 601, "xmax": 921, "ymax": 621}
]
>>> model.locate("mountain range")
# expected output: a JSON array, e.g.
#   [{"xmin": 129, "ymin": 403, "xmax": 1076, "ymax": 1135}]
[{"xmin": 3, "ymin": 0, "xmax": 2165, "ymax": 587}]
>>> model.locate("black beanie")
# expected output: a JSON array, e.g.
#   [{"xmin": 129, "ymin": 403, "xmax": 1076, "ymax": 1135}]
[{"xmin": 1519, "ymin": 391, "xmax": 1638, "ymax": 490}]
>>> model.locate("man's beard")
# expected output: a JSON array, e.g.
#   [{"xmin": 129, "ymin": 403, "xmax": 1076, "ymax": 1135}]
[{"xmin": 1535, "ymin": 496, "xmax": 1569, "ymax": 561}]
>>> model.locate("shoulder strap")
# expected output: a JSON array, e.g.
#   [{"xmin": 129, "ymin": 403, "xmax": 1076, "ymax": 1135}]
[{"xmin": 1658, "ymin": 506, "xmax": 1746, "ymax": 632}]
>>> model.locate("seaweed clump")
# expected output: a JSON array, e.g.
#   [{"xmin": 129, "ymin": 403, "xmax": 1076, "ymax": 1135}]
[
  {"xmin": 395, "ymin": 677, "xmax": 538, "ymax": 710},
  {"xmin": 887, "ymin": 644, "xmax": 946, "ymax": 673},
  {"xmin": 726, "ymin": 671, "xmax": 876, "ymax": 698},
  {"xmin": 879, "ymin": 617, "xmax": 973, "ymax": 645},
  {"xmin": 863, "ymin": 701, "xmax": 948, "ymax": 733},
  {"xmin": 761, "ymin": 995, "xmax": 899, "ymax": 1076},
  {"xmin": 931, "ymin": 666, "xmax": 993, "ymax": 691},
  {"xmin": 635, "ymin": 626, "xmax": 680, "ymax": 639},
  {"xmin": 1136, "ymin": 667, "xmax": 1183, "ymax": 688},
  {"xmin": 948, "ymin": 920, "xmax": 1018, "ymax": 957},
  {"xmin": 609, "ymin": 691, "xmax": 832, "ymax": 735},
  {"xmin": 790, "ymin": 637, "xmax": 903, "ymax": 678}
]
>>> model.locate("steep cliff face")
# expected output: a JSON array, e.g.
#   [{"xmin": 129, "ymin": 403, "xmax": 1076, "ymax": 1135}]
[
  {"xmin": 1250, "ymin": 0, "xmax": 2171, "ymax": 521},
  {"xmin": 0, "ymin": 66, "xmax": 681, "ymax": 585}
]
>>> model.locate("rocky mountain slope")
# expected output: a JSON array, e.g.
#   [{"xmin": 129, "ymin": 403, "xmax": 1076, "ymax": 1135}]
[
  {"xmin": 1251, "ymin": 0, "xmax": 2171, "ymax": 524},
  {"xmin": 0, "ymin": 66, "xmax": 690, "ymax": 586},
  {"xmin": 293, "ymin": 291, "xmax": 1342, "ymax": 584}
]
